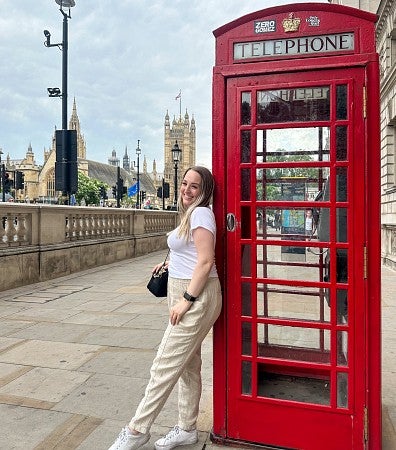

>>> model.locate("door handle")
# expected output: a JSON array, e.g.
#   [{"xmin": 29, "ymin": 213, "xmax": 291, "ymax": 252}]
[{"xmin": 226, "ymin": 213, "xmax": 237, "ymax": 232}]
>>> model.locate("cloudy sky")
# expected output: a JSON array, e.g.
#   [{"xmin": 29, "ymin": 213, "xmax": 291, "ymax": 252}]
[{"xmin": 0, "ymin": 0, "xmax": 324, "ymax": 171}]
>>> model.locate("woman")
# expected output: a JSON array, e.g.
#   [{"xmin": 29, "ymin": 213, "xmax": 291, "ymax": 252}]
[{"xmin": 109, "ymin": 166, "xmax": 222, "ymax": 450}]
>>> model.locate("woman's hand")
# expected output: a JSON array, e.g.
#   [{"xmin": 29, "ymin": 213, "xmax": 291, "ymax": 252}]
[
  {"xmin": 170, "ymin": 299, "xmax": 192, "ymax": 325},
  {"xmin": 152, "ymin": 261, "xmax": 169, "ymax": 274}
]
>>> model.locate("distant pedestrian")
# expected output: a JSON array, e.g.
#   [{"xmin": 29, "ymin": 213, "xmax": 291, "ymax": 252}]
[{"xmin": 108, "ymin": 166, "xmax": 222, "ymax": 450}]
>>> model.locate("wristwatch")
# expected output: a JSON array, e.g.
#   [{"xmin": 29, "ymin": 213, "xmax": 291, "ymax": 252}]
[{"xmin": 183, "ymin": 291, "xmax": 198, "ymax": 302}]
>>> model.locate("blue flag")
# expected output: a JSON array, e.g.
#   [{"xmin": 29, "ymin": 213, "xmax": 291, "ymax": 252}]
[{"xmin": 128, "ymin": 181, "xmax": 139, "ymax": 197}]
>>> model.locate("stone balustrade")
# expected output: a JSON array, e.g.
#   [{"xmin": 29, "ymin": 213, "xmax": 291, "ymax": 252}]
[{"xmin": 0, "ymin": 204, "xmax": 178, "ymax": 291}]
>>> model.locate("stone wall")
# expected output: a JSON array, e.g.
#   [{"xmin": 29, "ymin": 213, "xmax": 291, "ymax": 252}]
[{"xmin": 0, "ymin": 204, "xmax": 177, "ymax": 291}]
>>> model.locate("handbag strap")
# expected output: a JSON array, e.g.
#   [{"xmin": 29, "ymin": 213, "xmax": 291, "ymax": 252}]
[{"xmin": 161, "ymin": 249, "xmax": 170, "ymax": 269}]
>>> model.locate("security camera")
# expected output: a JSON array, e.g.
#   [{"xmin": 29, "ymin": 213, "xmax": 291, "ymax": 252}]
[{"xmin": 43, "ymin": 30, "xmax": 51, "ymax": 47}]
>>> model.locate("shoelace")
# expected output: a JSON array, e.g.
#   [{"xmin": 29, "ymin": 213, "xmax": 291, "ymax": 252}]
[{"xmin": 163, "ymin": 426, "xmax": 181, "ymax": 443}]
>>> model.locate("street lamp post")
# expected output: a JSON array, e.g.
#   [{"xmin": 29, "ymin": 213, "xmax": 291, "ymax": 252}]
[
  {"xmin": 172, "ymin": 141, "xmax": 182, "ymax": 207},
  {"xmin": 0, "ymin": 149, "xmax": 4, "ymax": 203},
  {"xmin": 44, "ymin": 0, "xmax": 76, "ymax": 200},
  {"xmin": 135, "ymin": 140, "xmax": 141, "ymax": 209}
]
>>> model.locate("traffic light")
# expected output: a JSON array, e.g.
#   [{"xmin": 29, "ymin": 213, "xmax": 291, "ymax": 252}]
[
  {"xmin": 116, "ymin": 177, "xmax": 124, "ymax": 201},
  {"xmin": 163, "ymin": 182, "xmax": 170, "ymax": 198},
  {"xmin": 99, "ymin": 186, "xmax": 108, "ymax": 199},
  {"xmin": 123, "ymin": 186, "xmax": 127, "ymax": 196},
  {"xmin": 3, "ymin": 173, "xmax": 13, "ymax": 193},
  {"xmin": 112, "ymin": 185, "xmax": 117, "ymax": 198},
  {"xmin": 157, "ymin": 187, "xmax": 163, "ymax": 198},
  {"xmin": 15, "ymin": 171, "xmax": 25, "ymax": 190},
  {"xmin": 141, "ymin": 191, "xmax": 146, "ymax": 201}
]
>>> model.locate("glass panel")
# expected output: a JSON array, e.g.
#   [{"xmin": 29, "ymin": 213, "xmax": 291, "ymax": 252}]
[
  {"xmin": 336, "ymin": 126, "xmax": 347, "ymax": 160},
  {"xmin": 336, "ymin": 167, "xmax": 347, "ymax": 201},
  {"xmin": 241, "ymin": 130, "xmax": 251, "ymax": 163},
  {"xmin": 241, "ymin": 206, "xmax": 251, "ymax": 239},
  {"xmin": 256, "ymin": 206, "xmax": 327, "ymax": 242},
  {"xmin": 257, "ymin": 245, "xmax": 329, "ymax": 282},
  {"xmin": 336, "ymin": 85, "xmax": 348, "ymax": 120},
  {"xmin": 241, "ymin": 244, "xmax": 251, "ymax": 277},
  {"xmin": 241, "ymin": 169, "xmax": 250, "ymax": 201},
  {"xmin": 257, "ymin": 169, "xmax": 329, "ymax": 202},
  {"xmin": 337, "ymin": 372, "xmax": 348, "ymax": 408},
  {"xmin": 241, "ymin": 92, "xmax": 251, "ymax": 125},
  {"xmin": 257, "ymin": 86, "xmax": 330, "ymax": 123},
  {"xmin": 337, "ymin": 331, "xmax": 348, "ymax": 366},
  {"xmin": 242, "ymin": 361, "xmax": 252, "ymax": 395},
  {"xmin": 336, "ymin": 208, "xmax": 347, "ymax": 243},
  {"xmin": 242, "ymin": 322, "xmax": 252, "ymax": 355},
  {"xmin": 257, "ymin": 324, "xmax": 330, "ymax": 363},
  {"xmin": 241, "ymin": 282, "xmax": 252, "ymax": 316},
  {"xmin": 257, "ymin": 283, "xmax": 330, "ymax": 322},
  {"xmin": 257, "ymin": 365, "xmax": 330, "ymax": 405},
  {"xmin": 257, "ymin": 127, "xmax": 330, "ymax": 163},
  {"xmin": 337, "ymin": 289, "xmax": 348, "ymax": 323}
]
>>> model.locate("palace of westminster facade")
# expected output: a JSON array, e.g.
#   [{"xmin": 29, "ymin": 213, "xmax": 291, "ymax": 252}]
[{"xmin": 2, "ymin": 98, "xmax": 196, "ymax": 208}]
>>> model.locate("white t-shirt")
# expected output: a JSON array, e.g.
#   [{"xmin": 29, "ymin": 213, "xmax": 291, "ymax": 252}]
[{"xmin": 167, "ymin": 207, "xmax": 218, "ymax": 279}]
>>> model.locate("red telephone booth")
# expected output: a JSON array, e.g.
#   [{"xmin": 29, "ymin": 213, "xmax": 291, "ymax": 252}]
[{"xmin": 212, "ymin": 4, "xmax": 381, "ymax": 449}]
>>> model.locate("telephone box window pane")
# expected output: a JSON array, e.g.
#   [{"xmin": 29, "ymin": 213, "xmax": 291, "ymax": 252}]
[
  {"xmin": 242, "ymin": 322, "xmax": 252, "ymax": 355},
  {"xmin": 257, "ymin": 127, "xmax": 330, "ymax": 163},
  {"xmin": 241, "ymin": 92, "xmax": 251, "ymax": 125},
  {"xmin": 336, "ymin": 85, "xmax": 348, "ymax": 120},
  {"xmin": 257, "ymin": 169, "xmax": 328, "ymax": 203},
  {"xmin": 242, "ymin": 361, "xmax": 252, "ymax": 395},
  {"xmin": 242, "ymin": 282, "xmax": 252, "ymax": 316},
  {"xmin": 241, "ymin": 206, "xmax": 251, "ymax": 239},
  {"xmin": 336, "ymin": 208, "xmax": 348, "ymax": 243},
  {"xmin": 241, "ymin": 169, "xmax": 251, "ymax": 201},
  {"xmin": 241, "ymin": 130, "xmax": 251, "ymax": 163},
  {"xmin": 257, "ymin": 324, "xmax": 330, "ymax": 363},
  {"xmin": 337, "ymin": 289, "xmax": 348, "ymax": 323},
  {"xmin": 337, "ymin": 372, "xmax": 348, "ymax": 408},
  {"xmin": 257, "ymin": 283, "xmax": 330, "ymax": 323},
  {"xmin": 257, "ymin": 245, "xmax": 330, "ymax": 283},
  {"xmin": 241, "ymin": 244, "xmax": 252, "ymax": 277},
  {"xmin": 337, "ymin": 331, "xmax": 348, "ymax": 366},
  {"xmin": 257, "ymin": 87, "xmax": 330, "ymax": 123},
  {"xmin": 256, "ymin": 207, "xmax": 327, "ymax": 242},
  {"xmin": 336, "ymin": 126, "xmax": 347, "ymax": 160},
  {"xmin": 257, "ymin": 364, "xmax": 330, "ymax": 405},
  {"xmin": 336, "ymin": 167, "xmax": 348, "ymax": 201}
]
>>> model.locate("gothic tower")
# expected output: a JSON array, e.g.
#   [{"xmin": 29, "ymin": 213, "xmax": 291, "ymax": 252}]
[
  {"xmin": 123, "ymin": 146, "xmax": 130, "ymax": 171},
  {"xmin": 69, "ymin": 98, "xmax": 86, "ymax": 159},
  {"xmin": 164, "ymin": 109, "xmax": 196, "ymax": 203}
]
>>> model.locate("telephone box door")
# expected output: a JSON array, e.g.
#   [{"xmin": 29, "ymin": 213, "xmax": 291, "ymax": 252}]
[{"xmin": 224, "ymin": 68, "xmax": 367, "ymax": 449}]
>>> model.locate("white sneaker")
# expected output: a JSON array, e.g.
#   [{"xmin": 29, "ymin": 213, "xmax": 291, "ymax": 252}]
[
  {"xmin": 108, "ymin": 426, "xmax": 150, "ymax": 450},
  {"xmin": 155, "ymin": 426, "xmax": 198, "ymax": 450}
]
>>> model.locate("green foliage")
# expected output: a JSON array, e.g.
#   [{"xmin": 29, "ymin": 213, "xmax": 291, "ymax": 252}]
[
  {"xmin": 76, "ymin": 172, "xmax": 108, "ymax": 206},
  {"xmin": 257, "ymin": 152, "xmax": 317, "ymax": 201}
]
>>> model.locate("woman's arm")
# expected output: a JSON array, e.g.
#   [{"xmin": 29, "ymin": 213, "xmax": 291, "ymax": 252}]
[{"xmin": 169, "ymin": 226, "xmax": 215, "ymax": 325}]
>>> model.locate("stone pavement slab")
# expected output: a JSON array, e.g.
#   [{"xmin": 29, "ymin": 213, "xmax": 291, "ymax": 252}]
[{"xmin": 0, "ymin": 252, "xmax": 394, "ymax": 449}]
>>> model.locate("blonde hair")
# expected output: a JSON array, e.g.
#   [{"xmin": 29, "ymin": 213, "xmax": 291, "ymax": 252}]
[{"xmin": 177, "ymin": 166, "xmax": 215, "ymax": 241}]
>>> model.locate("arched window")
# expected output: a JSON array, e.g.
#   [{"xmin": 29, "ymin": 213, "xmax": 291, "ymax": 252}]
[{"xmin": 46, "ymin": 169, "xmax": 56, "ymax": 197}]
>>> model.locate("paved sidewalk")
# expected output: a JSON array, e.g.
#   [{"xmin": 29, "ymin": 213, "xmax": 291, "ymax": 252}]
[{"xmin": 0, "ymin": 252, "xmax": 394, "ymax": 449}]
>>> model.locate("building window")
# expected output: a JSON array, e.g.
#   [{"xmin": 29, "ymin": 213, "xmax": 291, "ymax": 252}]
[
  {"xmin": 385, "ymin": 122, "xmax": 396, "ymax": 190},
  {"xmin": 46, "ymin": 169, "xmax": 56, "ymax": 197}
]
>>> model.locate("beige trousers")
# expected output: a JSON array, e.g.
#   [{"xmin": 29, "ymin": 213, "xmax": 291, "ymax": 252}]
[{"xmin": 129, "ymin": 276, "xmax": 222, "ymax": 434}]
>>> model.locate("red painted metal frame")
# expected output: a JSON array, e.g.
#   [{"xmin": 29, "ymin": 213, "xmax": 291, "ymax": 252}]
[{"xmin": 212, "ymin": 3, "xmax": 381, "ymax": 450}]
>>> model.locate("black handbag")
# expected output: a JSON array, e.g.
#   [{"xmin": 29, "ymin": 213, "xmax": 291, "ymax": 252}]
[{"xmin": 147, "ymin": 250, "xmax": 170, "ymax": 297}]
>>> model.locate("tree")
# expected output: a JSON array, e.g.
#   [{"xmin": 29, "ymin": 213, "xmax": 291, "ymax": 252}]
[{"xmin": 75, "ymin": 172, "xmax": 108, "ymax": 206}]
